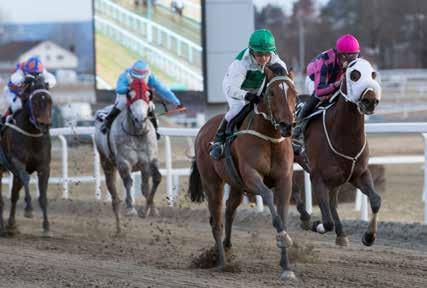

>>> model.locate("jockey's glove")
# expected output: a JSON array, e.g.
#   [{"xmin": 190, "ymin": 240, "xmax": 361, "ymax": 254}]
[{"xmin": 244, "ymin": 92, "xmax": 260, "ymax": 104}]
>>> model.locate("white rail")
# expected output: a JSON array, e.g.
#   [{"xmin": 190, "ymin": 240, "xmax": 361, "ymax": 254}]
[
  {"xmin": 95, "ymin": 16, "xmax": 203, "ymax": 90},
  {"xmin": 95, "ymin": 0, "xmax": 202, "ymax": 64},
  {"xmin": 3, "ymin": 124, "xmax": 427, "ymax": 223}
]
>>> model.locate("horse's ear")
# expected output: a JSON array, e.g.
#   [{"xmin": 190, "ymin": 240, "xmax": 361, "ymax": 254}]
[
  {"xmin": 264, "ymin": 65, "xmax": 273, "ymax": 79},
  {"xmin": 288, "ymin": 69, "xmax": 295, "ymax": 80}
]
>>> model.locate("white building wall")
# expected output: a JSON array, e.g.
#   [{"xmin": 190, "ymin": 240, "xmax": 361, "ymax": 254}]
[{"xmin": 19, "ymin": 41, "xmax": 79, "ymax": 70}]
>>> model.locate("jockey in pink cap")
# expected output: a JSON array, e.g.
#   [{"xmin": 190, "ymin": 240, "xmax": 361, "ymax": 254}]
[{"xmin": 293, "ymin": 34, "xmax": 360, "ymax": 150}]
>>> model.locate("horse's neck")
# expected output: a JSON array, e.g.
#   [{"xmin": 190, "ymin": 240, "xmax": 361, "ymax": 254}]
[
  {"xmin": 250, "ymin": 109, "xmax": 281, "ymax": 139},
  {"xmin": 329, "ymin": 94, "xmax": 365, "ymax": 148},
  {"xmin": 15, "ymin": 107, "xmax": 36, "ymax": 132},
  {"xmin": 121, "ymin": 110, "xmax": 146, "ymax": 134}
]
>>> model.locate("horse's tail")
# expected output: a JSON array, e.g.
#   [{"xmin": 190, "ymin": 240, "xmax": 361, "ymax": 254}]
[{"xmin": 188, "ymin": 159, "xmax": 204, "ymax": 203}]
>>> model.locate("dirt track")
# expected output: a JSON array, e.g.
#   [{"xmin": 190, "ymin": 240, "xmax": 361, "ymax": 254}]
[{"xmin": 0, "ymin": 199, "xmax": 426, "ymax": 288}]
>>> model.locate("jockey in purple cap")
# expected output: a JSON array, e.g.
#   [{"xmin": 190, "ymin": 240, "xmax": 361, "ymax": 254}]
[
  {"xmin": 100, "ymin": 60, "xmax": 185, "ymax": 138},
  {"xmin": 2, "ymin": 56, "xmax": 56, "ymax": 123},
  {"xmin": 293, "ymin": 34, "xmax": 361, "ymax": 147}
]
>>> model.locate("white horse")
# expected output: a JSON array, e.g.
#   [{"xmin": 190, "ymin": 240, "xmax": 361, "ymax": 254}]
[{"xmin": 94, "ymin": 98, "xmax": 161, "ymax": 234}]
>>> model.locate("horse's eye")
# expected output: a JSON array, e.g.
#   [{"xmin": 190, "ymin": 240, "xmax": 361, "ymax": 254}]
[
  {"xmin": 350, "ymin": 70, "xmax": 361, "ymax": 82},
  {"xmin": 372, "ymin": 71, "xmax": 377, "ymax": 80}
]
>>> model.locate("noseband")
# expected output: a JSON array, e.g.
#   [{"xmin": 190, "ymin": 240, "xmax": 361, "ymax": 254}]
[{"xmin": 254, "ymin": 75, "xmax": 295, "ymax": 129}]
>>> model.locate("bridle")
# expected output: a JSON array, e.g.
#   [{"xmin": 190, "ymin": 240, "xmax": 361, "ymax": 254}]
[{"xmin": 254, "ymin": 75, "xmax": 295, "ymax": 130}]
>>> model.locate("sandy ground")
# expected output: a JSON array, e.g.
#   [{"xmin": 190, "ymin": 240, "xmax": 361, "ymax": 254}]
[
  {"xmin": 0, "ymin": 134, "xmax": 426, "ymax": 287},
  {"xmin": 0, "ymin": 202, "xmax": 426, "ymax": 288}
]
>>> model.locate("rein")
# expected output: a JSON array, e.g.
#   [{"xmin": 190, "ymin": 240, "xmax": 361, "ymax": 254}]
[
  {"xmin": 3, "ymin": 122, "xmax": 44, "ymax": 137},
  {"xmin": 322, "ymin": 94, "xmax": 367, "ymax": 183}
]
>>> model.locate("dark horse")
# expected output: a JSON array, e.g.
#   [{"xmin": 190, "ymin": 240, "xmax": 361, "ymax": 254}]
[
  {"xmin": 0, "ymin": 75, "xmax": 53, "ymax": 237},
  {"xmin": 298, "ymin": 58, "xmax": 381, "ymax": 246},
  {"xmin": 189, "ymin": 66, "xmax": 298, "ymax": 281}
]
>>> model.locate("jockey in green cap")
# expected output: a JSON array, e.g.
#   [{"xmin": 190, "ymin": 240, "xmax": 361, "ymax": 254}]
[{"xmin": 209, "ymin": 29, "xmax": 288, "ymax": 160}]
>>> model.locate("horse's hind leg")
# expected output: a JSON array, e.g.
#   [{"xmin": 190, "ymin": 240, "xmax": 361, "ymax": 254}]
[
  {"xmin": 329, "ymin": 186, "xmax": 349, "ymax": 246},
  {"xmin": 7, "ymin": 176, "xmax": 23, "ymax": 235},
  {"xmin": 0, "ymin": 172, "xmax": 5, "ymax": 237},
  {"xmin": 311, "ymin": 175, "xmax": 334, "ymax": 234},
  {"xmin": 204, "ymin": 177, "xmax": 225, "ymax": 270},
  {"xmin": 291, "ymin": 176, "xmax": 311, "ymax": 230},
  {"xmin": 351, "ymin": 169, "xmax": 381, "ymax": 246},
  {"xmin": 223, "ymin": 187, "xmax": 243, "ymax": 253},
  {"xmin": 144, "ymin": 160, "xmax": 162, "ymax": 217},
  {"xmin": 101, "ymin": 157, "xmax": 121, "ymax": 234},
  {"xmin": 117, "ymin": 161, "xmax": 136, "ymax": 216},
  {"xmin": 37, "ymin": 168, "xmax": 50, "ymax": 236}
]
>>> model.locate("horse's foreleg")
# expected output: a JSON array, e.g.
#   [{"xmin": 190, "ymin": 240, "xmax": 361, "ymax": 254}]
[
  {"xmin": 351, "ymin": 169, "xmax": 381, "ymax": 246},
  {"xmin": 37, "ymin": 168, "xmax": 50, "ymax": 236},
  {"xmin": 223, "ymin": 187, "xmax": 243, "ymax": 252},
  {"xmin": 291, "ymin": 176, "xmax": 311, "ymax": 230},
  {"xmin": 118, "ymin": 162, "xmax": 136, "ymax": 216},
  {"xmin": 311, "ymin": 175, "xmax": 334, "ymax": 234},
  {"xmin": 101, "ymin": 158, "xmax": 121, "ymax": 234},
  {"xmin": 11, "ymin": 160, "xmax": 32, "ymax": 218},
  {"xmin": 7, "ymin": 175, "xmax": 23, "ymax": 235},
  {"xmin": 144, "ymin": 160, "xmax": 161, "ymax": 217},
  {"xmin": 243, "ymin": 168, "xmax": 294, "ymax": 280},
  {"xmin": 329, "ymin": 186, "xmax": 349, "ymax": 246},
  {"xmin": 275, "ymin": 174, "xmax": 297, "ymax": 281}
]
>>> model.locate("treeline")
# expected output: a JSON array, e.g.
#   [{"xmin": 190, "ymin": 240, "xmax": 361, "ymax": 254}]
[{"xmin": 255, "ymin": 0, "xmax": 427, "ymax": 70}]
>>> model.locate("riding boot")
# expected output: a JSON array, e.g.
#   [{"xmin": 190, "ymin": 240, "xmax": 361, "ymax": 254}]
[
  {"xmin": 148, "ymin": 110, "xmax": 160, "ymax": 140},
  {"xmin": 293, "ymin": 96, "xmax": 320, "ymax": 141},
  {"xmin": 209, "ymin": 118, "xmax": 228, "ymax": 160},
  {"xmin": 100, "ymin": 106, "xmax": 121, "ymax": 134}
]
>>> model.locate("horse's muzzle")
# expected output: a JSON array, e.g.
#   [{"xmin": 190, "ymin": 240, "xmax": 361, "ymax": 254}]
[
  {"xmin": 359, "ymin": 97, "xmax": 379, "ymax": 115},
  {"xmin": 279, "ymin": 122, "xmax": 293, "ymax": 137}
]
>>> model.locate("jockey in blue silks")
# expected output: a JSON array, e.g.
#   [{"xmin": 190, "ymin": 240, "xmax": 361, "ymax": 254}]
[
  {"xmin": 3, "ymin": 56, "xmax": 56, "ymax": 123},
  {"xmin": 100, "ymin": 60, "xmax": 184, "ymax": 139}
]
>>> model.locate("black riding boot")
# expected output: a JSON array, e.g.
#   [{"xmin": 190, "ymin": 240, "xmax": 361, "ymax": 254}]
[
  {"xmin": 101, "ymin": 106, "xmax": 121, "ymax": 134},
  {"xmin": 148, "ymin": 110, "xmax": 160, "ymax": 140},
  {"xmin": 292, "ymin": 96, "xmax": 320, "ymax": 155},
  {"xmin": 293, "ymin": 96, "xmax": 320, "ymax": 141},
  {"xmin": 209, "ymin": 118, "xmax": 228, "ymax": 160}
]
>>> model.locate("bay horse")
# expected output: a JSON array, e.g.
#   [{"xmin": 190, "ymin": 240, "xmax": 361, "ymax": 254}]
[
  {"xmin": 189, "ymin": 65, "xmax": 298, "ymax": 281},
  {"xmin": 94, "ymin": 80, "xmax": 161, "ymax": 234},
  {"xmin": 301, "ymin": 58, "xmax": 382, "ymax": 246},
  {"xmin": 0, "ymin": 75, "xmax": 53, "ymax": 237}
]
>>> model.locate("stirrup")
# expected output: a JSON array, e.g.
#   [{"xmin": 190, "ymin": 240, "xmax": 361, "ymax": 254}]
[{"xmin": 209, "ymin": 142, "xmax": 224, "ymax": 160}]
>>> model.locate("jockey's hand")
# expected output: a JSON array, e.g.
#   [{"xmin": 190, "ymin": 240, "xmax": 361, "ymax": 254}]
[
  {"xmin": 244, "ymin": 92, "xmax": 260, "ymax": 104},
  {"xmin": 333, "ymin": 81, "xmax": 341, "ymax": 88},
  {"xmin": 176, "ymin": 104, "xmax": 186, "ymax": 112}
]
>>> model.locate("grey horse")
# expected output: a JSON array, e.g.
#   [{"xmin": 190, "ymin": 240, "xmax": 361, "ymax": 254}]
[{"xmin": 94, "ymin": 99, "xmax": 161, "ymax": 234}]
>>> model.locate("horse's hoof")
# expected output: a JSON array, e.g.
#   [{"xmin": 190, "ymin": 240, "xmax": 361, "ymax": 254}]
[
  {"xmin": 6, "ymin": 224, "xmax": 19, "ymax": 236},
  {"xmin": 280, "ymin": 270, "xmax": 297, "ymax": 281},
  {"xmin": 41, "ymin": 230, "xmax": 52, "ymax": 238},
  {"xmin": 312, "ymin": 221, "xmax": 326, "ymax": 234},
  {"xmin": 336, "ymin": 236, "xmax": 349, "ymax": 246},
  {"xmin": 276, "ymin": 231, "xmax": 293, "ymax": 248},
  {"xmin": 137, "ymin": 207, "xmax": 146, "ymax": 218},
  {"xmin": 125, "ymin": 207, "xmax": 137, "ymax": 217},
  {"xmin": 148, "ymin": 207, "xmax": 160, "ymax": 217},
  {"xmin": 24, "ymin": 210, "xmax": 34, "ymax": 218},
  {"xmin": 362, "ymin": 232, "xmax": 376, "ymax": 247},
  {"xmin": 300, "ymin": 219, "xmax": 312, "ymax": 231}
]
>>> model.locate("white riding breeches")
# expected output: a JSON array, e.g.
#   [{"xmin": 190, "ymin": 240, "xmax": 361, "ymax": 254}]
[
  {"xmin": 114, "ymin": 94, "xmax": 127, "ymax": 111},
  {"xmin": 224, "ymin": 96, "xmax": 246, "ymax": 122},
  {"xmin": 305, "ymin": 76, "xmax": 315, "ymax": 95},
  {"xmin": 4, "ymin": 86, "xmax": 22, "ymax": 113}
]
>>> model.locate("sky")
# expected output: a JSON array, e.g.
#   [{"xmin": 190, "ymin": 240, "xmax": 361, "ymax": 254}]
[
  {"xmin": 253, "ymin": 0, "xmax": 329, "ymax": 15},
  {"xmin": 0, "ymin": 0, "xmax": 92, "ymax": 23}
]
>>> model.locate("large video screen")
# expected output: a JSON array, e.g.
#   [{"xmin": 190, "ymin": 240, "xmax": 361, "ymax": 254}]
[{"xmin": 94, "ymin": 0, "xmax": 204, "ymax": 91}]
